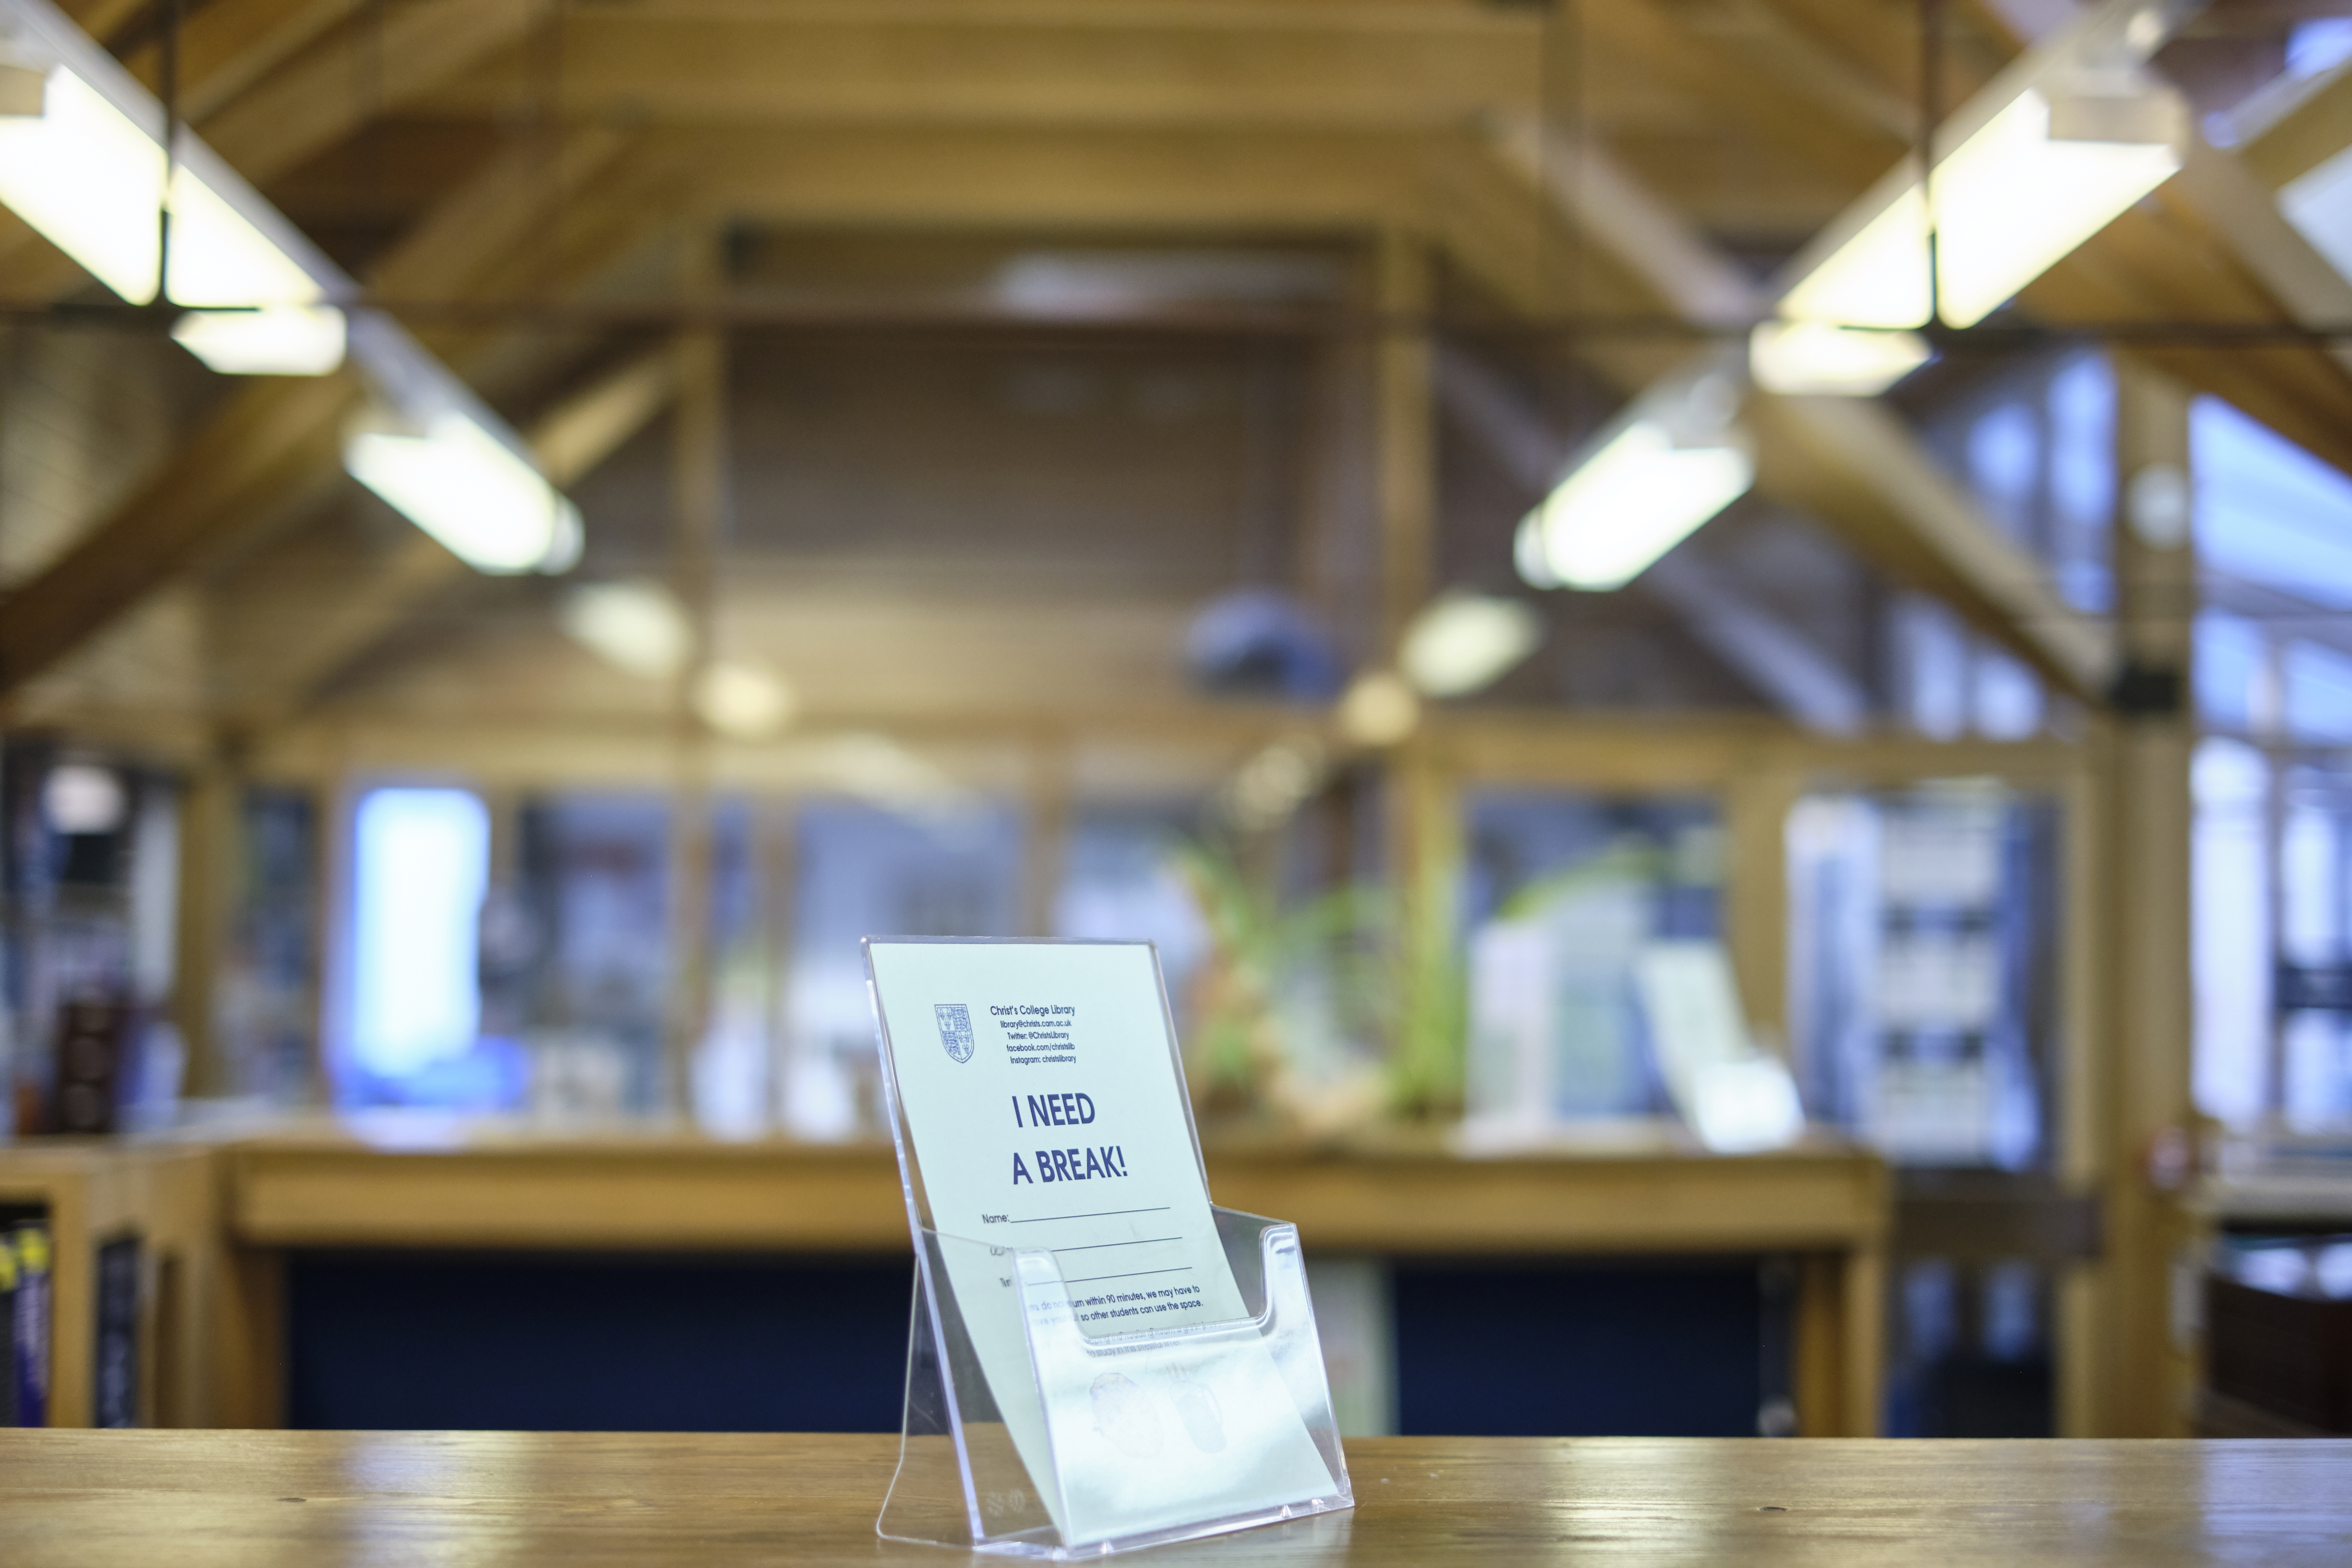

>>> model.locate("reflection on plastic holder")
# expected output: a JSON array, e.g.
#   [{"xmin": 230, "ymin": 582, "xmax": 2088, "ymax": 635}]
[{"xmin": 880, "ymin": 1209, "xmax": 1354, "ymax": 1558}]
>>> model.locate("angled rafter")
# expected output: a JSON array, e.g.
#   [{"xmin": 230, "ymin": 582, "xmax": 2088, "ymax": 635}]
[
  {"xmin": 0, "ymin": 372, "xmax": 363, "ymax": 701},
  {"xmin": 1584, "ymin": 0, "xmax": 1904, "ymax": 189},
  {"xmin": 2230, "ymin": 55, "xmax": 2352, "ymax": 191},
  {"xmin": 1750, "ymin": 394, "xmax": 2111, "ymax": 698},
  {"xmin": 0, "ymin": 125, "xmax": 639, "ymax": 702},
  {"xmin": 125, "ymin": 0, "xmax": 369, "ymax": 125},
  {"xmin": 198, "ymin": 0, "xmax": 554, "ymax": 188}
]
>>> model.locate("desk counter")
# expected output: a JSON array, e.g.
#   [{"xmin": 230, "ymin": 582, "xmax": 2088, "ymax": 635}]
[
  {"xmin": 0, "ymin": 1432, "xmax": 2344, "ymax": 1566},
  {"xmin": 0, "ymin": 1125, "xmax": 1890, "ymax": 1434}
]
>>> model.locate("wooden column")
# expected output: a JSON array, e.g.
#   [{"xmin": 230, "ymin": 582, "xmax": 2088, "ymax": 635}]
[
  {"xmin": 756, "ymin": 795, "xmax": 799, "ymax": 1129},
  {"xmin": 1374, "ymin": 230, "xmax": 1434, "ymax": 660},
  {"xmin": 2054, "ymin": 759, "xmax": 2109, "ymax": 1437},
  {"xmin": 660, "ymin": 233, "xmax": 729, "ymax": 1119},
  {"xmin": 2096, "ymin": 361, "xmax": 2197, "ymax": 1436},
  {"xmin": 1724, "ymin": 764, "xmax": 1800, "ymax": 1048},
  {"xmin": 1370, "ymin": 230, "xmax": 1458, "ymax": 1112},
  {"xmin": 170, "ymin": 752, "xmax": 240, "ymax": 1098}
]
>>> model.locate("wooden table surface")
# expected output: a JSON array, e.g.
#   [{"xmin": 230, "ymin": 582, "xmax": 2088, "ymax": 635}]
[{"xmin": 1, "ymin": 1432, "xmax": 2346, "ymax": 1565}]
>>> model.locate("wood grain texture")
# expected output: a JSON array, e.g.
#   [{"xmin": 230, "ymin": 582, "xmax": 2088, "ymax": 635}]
[
  {"xmin": 0, "ymin": 1432, "xmax": 2347, "ymax": 1566},
  {"xmin": 208, "ymin": 1130, "xmax": 1888, "ymax": 1434},
  {"xmin": 221, "ymin": 1127, "xmax": 1889, "ymax": 1255}
]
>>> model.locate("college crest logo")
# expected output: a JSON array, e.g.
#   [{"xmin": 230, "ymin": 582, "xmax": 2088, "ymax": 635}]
[{"xmin": 934, "ymin": 1002, "xmax": 975, "ymax": 1063}]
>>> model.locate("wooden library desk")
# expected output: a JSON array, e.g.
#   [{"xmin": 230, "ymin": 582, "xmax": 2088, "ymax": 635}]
[
  {"xmin": 0, "ymin": 1432, "xmax": 2346, "ymax": 1566},
  {"xmin": 217, "ymin": 1121, "xmax": 1887, "ymax": 1434},
  {"xmin": 0, "ymin": 1122, "xmax": 1888, "ymax": 1433}
]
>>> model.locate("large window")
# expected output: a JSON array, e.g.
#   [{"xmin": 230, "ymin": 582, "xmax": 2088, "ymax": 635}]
[{"xmin": 2189, "ymin": 396, "xmax": 2352, "ymax": 1131}]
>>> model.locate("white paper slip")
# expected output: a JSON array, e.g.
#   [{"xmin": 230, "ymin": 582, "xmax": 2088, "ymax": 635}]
[{"xmin": 866, "ymin": 938, "xmax": 1336, "ymax": 1544}]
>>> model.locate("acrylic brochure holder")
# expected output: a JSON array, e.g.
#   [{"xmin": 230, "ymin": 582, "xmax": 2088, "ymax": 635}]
[
  {"xmin": 878, "ymin": 1206, "xmax": 1354, "ymax": 1557},
  {"xmin": 868, "ymin": 937, "xmax": 1352, "ymax": 1558}
]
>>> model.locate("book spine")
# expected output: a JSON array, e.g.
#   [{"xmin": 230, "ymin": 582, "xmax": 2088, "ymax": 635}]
[
  {"xmin": 10, "ymin": 1224, "xmax": 51, "ymax": 1428},
  {"xmin": 94, "ymin": 1236, "xmax": 140, "ymax": 1428},
  {"xmin": 0, "ymin": 1238, "xmax": 16, "ymax": 1428}
]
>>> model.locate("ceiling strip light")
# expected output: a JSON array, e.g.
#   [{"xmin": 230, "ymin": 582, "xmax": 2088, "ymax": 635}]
[
  {"xmin": 0, "ymin": 0, "xmax": 584, "ymax": 573},
  {"xmin": 1760, "ymin": 0, "xmax": 2196, "ymax": 394},
  {"xmin": 1515, "ymin": 360, "xmax": 1753, "ymax": 593}
]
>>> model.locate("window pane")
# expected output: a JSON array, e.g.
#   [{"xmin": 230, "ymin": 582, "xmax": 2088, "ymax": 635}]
[
  {"xmin": 349, "ymin": 788, "xmax": 488, "ymax": 1078},
  {"xmin": 2192, "ymin": 739, "xmax": 2271, "ymax": 1125}
]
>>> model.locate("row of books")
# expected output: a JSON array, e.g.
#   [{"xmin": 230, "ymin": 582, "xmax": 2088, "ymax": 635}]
[{"xmin": 0, "ymin": 1219, "xmax": 51, "ymax": 1426}]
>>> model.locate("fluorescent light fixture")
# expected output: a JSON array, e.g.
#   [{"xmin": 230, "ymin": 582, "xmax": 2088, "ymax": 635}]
[
  {"xmin": 0, "ymin": 59, "xmax": 346, "ymax": 373},
  {"xmin": 1773, "ymin": 0, "xmax": 2192, "ymax": 348},
  {"xmin": 0, "ymin": 0, "xmax": 583, "ymax": 564},
  {"xmin": 561, "ymin": 579, "xmax": 690, "ymax": 678},
  {"xmin": 1336, "ymin": 670, "xmax": 1421, "ymax": 748},
  {"xmin": 1748, "ymin": 320, "xmax": 1933, "ymax": 397},
  {"xmin": 1400, "ymin": 590, "xmax": 1544, "ymax": 698},
  {"xmin": 171, "ymin": 305, "xmax": 347, "ymax": 376},
  {"xmin": 1515, "ymin": 367, "xmax": 1754, "ymax": 592},
  {"xmin": 0, "ymin": 64, "xmax": 164, "ymax": 300},
  {"xmin": 346, "ymin": 411, "xmax": 583, "ymax": 574},
  {"xmin": 694, "ymin": 661, "xmax": 796, "ymax": 739}
]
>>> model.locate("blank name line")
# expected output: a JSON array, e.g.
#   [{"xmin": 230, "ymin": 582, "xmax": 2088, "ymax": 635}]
[
  {"xmin": 1063, "ymin": 1266, "xmax": 1195, "ymax": 1285},
  {"xmin": 1051, "ymin": 1236, "xmax": 1183, "ymax": 1254},
  {"xmin": 1009, "ymin": 1207, "xmax": 1171, "ymax": 1223}
]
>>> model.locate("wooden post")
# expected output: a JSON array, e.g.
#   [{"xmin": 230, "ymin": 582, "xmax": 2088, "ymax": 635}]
[
  {"xmin": 756, "ymin": 795, "xmax": 799, "ymax": 1130},
  {"xmin": 2096, "ymin": 361, "xmax": 2197, "ymax": 1436},
  {"xmin": 1724, "ymin": 764, "xmax": 1799, "ymax": 1049},
  {"xmin": 660, "ymin": 231, "xmax": 729, "ymax": 1120},
  {"xmin": 1370, "ymin": 230, "xmax": 1459, "ymax": 1112},
  {"xmin": 170, "ymin": 751, "xmax": 240, "ymax": 1097},
  {"xmin": 2054, "ymin": 760, "xmax": 2107, "ymax": 1437},
  {"xmin": 1374, "ymin": 230, "xmax": 1434, "ymax": 660}
]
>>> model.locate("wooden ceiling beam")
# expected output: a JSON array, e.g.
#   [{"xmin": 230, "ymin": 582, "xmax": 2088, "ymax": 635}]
[
  {"xmin": 416, "ymin": 8, "xmax": 1539, "ymax": 130},
  {"xmin": 121, "ymin": 0, "xmax": 369, "ymax": 125},
  {"xmin": 1750, "ymin": 395, "xmax": 2112, "ymax": 701},
  {"xmin": 0, "ymin": 372, "xmax": 364, "ymax": 704},
  {"xmin": 182, "ymin": 0, "xmax": 555, "ymax": 190},
  {"xmin": 653, "ymin": 124, "xmax": 1426, "ymax": 232},
  {"xmin": 2236, "ymin": 57, "xmax": 2352, "ymax": 191},
  {"xmin": 1581, "ymin": 0, "xmax": 1904, "ymax": 190}
]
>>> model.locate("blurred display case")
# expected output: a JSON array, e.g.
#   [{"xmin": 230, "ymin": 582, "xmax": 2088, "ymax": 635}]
[
  {"xmin": 1788, "ymin": 784, "xmax": 2061, "ymax": 1171},
  {"xmin": 1, "ymin": 739, "xmax": 182, "ymax": 1140},
  {"xmin": 1460, "ymin": 789, "xmax": 1721, "ymax": 1130},
  {"xmin": 1788, "ymin": 781, "xmax": 2072, "ymax": 1438}
]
